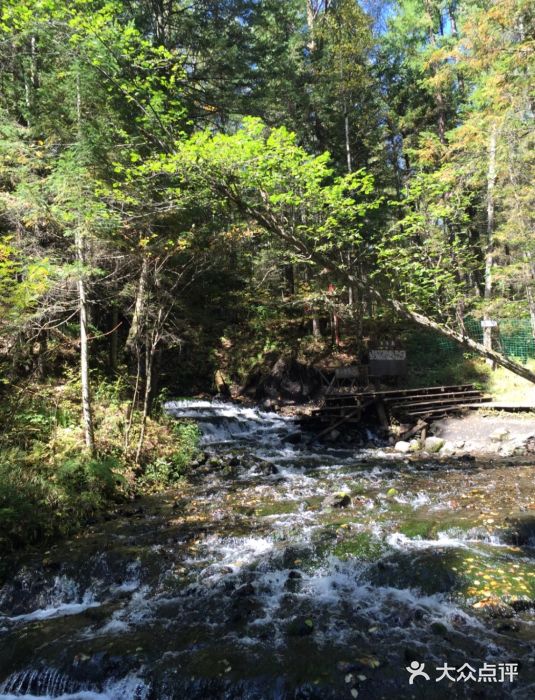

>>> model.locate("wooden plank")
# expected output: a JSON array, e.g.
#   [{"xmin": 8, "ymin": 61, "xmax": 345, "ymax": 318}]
[
  {"xmin": 459, "ymin": 403, "xmax": 535, "ymax": 411},
  {"xmin": 383, "ymin": 390, "xmax": 483, "ymax": 403},
  {"xmin": 400, "ymin": 419, "xmax": 428, "ymax": 440},
  {"xmin": 405, "ymin": 407, "xmax": 467, "ymax": 417},
  {"xmin": 324, "ymin": 384, "xmax": 475, "ymax": 400},
  {"xmin": 390, "ymin": 396, "xmax": 489, "ymax": 411}
]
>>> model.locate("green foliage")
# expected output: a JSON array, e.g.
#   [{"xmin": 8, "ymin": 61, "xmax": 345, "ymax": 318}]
[
  {"xmin": 0, "ymin": 377, "xmax": 202, "ymax": 551},
  {"xmin": 0, "ymin": 448, "xmax": 121, "ymax": 552},
  {"xmin": 141, "ymin": 421, "xmax": 200, "ymax": 489}
]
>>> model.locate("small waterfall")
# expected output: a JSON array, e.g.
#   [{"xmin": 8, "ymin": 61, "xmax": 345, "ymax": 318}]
[
  {"xmin": 5, "ymin": 576, "xmax": 100, "ymax": 624},
  {"xmin": 0, "ymin": 669, "xmax": 150, "ymax": 699},
  {"xmin": 0, "ymin": 667, "xmax": 77, "ymax": 697},
  {"xmin": 165, "ymin": 399, "xmax": 296, "ymax": 447}
]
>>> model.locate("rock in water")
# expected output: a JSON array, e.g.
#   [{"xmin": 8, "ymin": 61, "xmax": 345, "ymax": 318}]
[
  {"xmin": 424, "ymin": 436, "xmax": 445, "ymax": 453},
  {"xmin": 439, "ymin": 441, "xmax": 455, "ymax": 456},
  {"xmin": 323, "ymin": 492, "xmax": 351, "ymax": 508},
  {"xmin": 394, "ymin": 441, "xmax": 411, "ymax": 453}
]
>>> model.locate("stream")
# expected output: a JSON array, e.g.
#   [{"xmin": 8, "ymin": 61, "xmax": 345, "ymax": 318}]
[{"xmin": 1, "ymin": 401, "xmax": 535, "ymax": 699}]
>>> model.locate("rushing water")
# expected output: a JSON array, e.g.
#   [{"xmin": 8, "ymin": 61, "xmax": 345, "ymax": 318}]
[{"xmin": 1, "ymin": 401, "xmax": 535, "ymax": 699}]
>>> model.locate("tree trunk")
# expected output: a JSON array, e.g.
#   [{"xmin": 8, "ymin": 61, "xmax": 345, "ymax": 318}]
[
  {"xmin": 110, "ymin": 303, "xmax": 119, "ymax": 372},
  {"xmin": 306, "ymin": 0, "xmax": 317, "ymax": 51},
  {"xmin": 484, "ymin": 123, "xmax": 497, "ymax": 366},
  {"xmin": 36, "ymin": 329, "xmax": 47, "ymax": 379},
  {"xmin": 135, "ymin": 340, "xmax": 153, "ymax": 465},
  {"xmin": 126, "ymin": 255, "xmax": 149, "ymax": 354},
  {"xmin": 344, "ymin": 111, "xmax": 352, "ymax": 174},
  {"xmin": 135, "ymin": 311, "xmax": 162, "ymax": 464},
  {"xmin": 76, "ymin": 230, "xmax": 95, "ymax": 454},
  {"xmin": 75, "ymin": 69, "xmax": 95, "ymax": 454},
  {"xmin": 283, "ymin": 264, "xmax": 295, "ymax": 297},
  {"xmin": 424, "ymin": 0, "xmax": 447, "ymax": 144},
  {"xmin": 527, "ymin": 285, "xmax": 535, "ymax": 342},
  {"xmin": 525, "ymin": 253, "xmax": 535, "ymax": 341}
]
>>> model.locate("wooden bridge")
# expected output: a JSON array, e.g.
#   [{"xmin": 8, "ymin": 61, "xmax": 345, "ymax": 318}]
[{"xmin": 311, "ymin": 383, "xmax": 491, "ymax": 439}]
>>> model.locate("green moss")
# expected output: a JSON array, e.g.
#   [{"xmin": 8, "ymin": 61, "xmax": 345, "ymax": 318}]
[
  {"xmin": 255, "ymin": 500, "xmax": 299, "ymax": 517},
  {"xmin": 398, "ymin": 519, "xmax": 435, "ymax": 539},
  {"xmin": 333, "ymin": 532, "xmax": 386, "ymax": 561}
]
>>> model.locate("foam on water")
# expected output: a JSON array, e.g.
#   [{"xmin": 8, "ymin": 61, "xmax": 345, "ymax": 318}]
[
  {"xmin": 2, "ymin": 577, "xmax": 100, "ymax": 625},
  {"xmin": 165, "ymin": 400, "xmax": 295, "ymax": 448},
  {"xmin": 387, "ymin": 532, "xmax": 470, "ymax": 550}
]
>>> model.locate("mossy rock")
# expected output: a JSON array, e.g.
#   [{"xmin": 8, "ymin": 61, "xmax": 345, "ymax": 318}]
[
  {"xmin": 333, "ymin": 532, "xmax": 386, "ymax": 561},
  {"xmin": 255, "ymin": 500, "xmax": 299, "ymax": 517},
  {"xmin": 398, "ymin": 519, "xmax": 436, "ymax": 539}
]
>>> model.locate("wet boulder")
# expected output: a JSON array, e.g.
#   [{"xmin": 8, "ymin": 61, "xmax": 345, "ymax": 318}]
[
  {"xmin": 250, "ymin": 459, "xmax": 279, "ymax": 476},
  {"xmin": 284, "ymin": 570, "xmax": 302, "ymax": 592},
  {"xmin": 509, "ymin": 598, "xmax": 535, "ymax": 612},
  {"xmin": 430, "ymin": 621, "xmax": 449, "ymax": 637},
  {"xmin": 503, "ymin": 513, "xmax": 535, "ymax": 546},
  {"xmin": 234, "ymin": 582, "xmax": 255, "ymax": 597},
  {"xmin": 367, "ymin": 550, "xmax": 458, "ymax": 595},
  {"xmin": 472, "ymin": 597, "xmax": 515, "ymax": 618},
  {"xmin": 394, "ymin": 441, "xmax": 411, "ymax": 453},
  {"xmin": 424, "ymin": 437, "xmax": 445, "ymax": 453},
  {"xmin": 208, "ymin": 456, "xmax": 224, "ymax": 469},
  {"xmin": 322, "ymin": 492, "xmax": 351, "ymax": 509},
  {"xmin": 283, "ymin": 432, "xmax": 302, "ymax": 445}
]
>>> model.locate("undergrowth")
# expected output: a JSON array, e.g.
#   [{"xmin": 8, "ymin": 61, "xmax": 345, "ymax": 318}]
[{"xmin": 0, "ymin": 375, "xmax": 200, "ymax": 554}]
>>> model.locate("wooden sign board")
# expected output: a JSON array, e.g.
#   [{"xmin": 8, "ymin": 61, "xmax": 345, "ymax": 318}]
[
  {"xmin": 369, "ymin": 349, "xmax": 406, "ymax": 361},
  {"xmin": 369, "ymin": 348, "xmax": 407, "ymax": 377}
]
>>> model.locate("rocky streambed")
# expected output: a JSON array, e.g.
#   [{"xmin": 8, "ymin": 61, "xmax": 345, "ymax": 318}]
[{"xmin": 0, "ymin": 401, "xmax": 534, "ymax": 699}]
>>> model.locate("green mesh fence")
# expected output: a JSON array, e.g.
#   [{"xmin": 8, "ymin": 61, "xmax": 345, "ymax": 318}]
[{"xmin": 436, "ymin": 317, "xmax": 535, "ymax": 363}]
